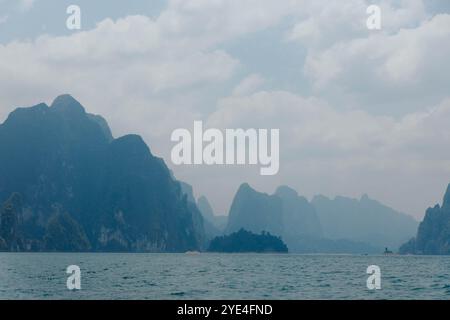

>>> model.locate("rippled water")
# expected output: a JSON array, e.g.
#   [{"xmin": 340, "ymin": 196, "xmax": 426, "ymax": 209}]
[{"xmin": 0, "ymin": 253, "xmax": 450, "ymax": 299}]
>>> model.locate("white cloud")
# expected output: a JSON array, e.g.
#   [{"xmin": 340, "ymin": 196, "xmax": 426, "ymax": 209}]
[
  {"xmin": 158, "ymin": 0, "xmax": 298, "ymax": 48},
  {"xmin": 0, "ymin": 0, "xmax": 448, "ymax": 218},
  {"xmin": 232, "ymin": 74, "xmax": 266, "ymax": 96},
  {"xmin": 302, "ymin": 13, "xmax": 450, "ymax": 113},
  {"xmin": 206, "ymin": 91, "xmax": 450, "ymax": 217},
  {"xmin": 287, "ymin": 0, "xmax": 427, "ymax": 48},
  {"xmin": 0, "ymin": 14, "xmax": 239, "ymax": 138}
]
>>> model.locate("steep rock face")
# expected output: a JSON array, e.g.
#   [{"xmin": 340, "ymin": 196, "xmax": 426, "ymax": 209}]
[
  {"xmin": 275, "ymin": 186, "xmax": 322, "ymax": 238},
  {"xmin": 44, "ymin": 212, "xmax": 91, "ymax": 251},
  {"xmin": 400, "ymin": 184, "xmax": 450, "ymax": 255},
  {"xmin": 224, "ymin": 183, "xmax": 409, "ymax": 253},
  {"xmin": 179, "ymin": 181, "xmax": 213, "ymax": 246},
  {"xmin": 197, "ymin": 195, "xmax": 227, "ymax": 231},
  {"xmin": 226, "ymin": 183, "xmax": 283, "ymax": 236},
  {"xmin": 312, "ymin": 194, "xmax": 418, "ymax": 250},
  {"xmin": 0, "ymin": 193, "xmax": 23, "ymax": 251},
  {"xmin": 197, "ymin": 196, "xmax": 215, "ymax": 221},
  {"xmin": 225, "ymin": 183, "xmax": 323, "ymax": 239},
  {"xmin": 0, "ymin": 95, "xmax": 204, "ymax": 252}
]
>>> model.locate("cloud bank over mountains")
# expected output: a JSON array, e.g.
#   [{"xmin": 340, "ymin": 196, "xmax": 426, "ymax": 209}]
[{"xmin": 0, "ymin": 0, "xmax": 449, "ymax": 218}]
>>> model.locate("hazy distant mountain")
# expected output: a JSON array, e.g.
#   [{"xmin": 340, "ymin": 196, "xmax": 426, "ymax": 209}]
[
  {"xmin": 180, "ymin": 181, "xmax": 196, "ymax": 204},
  {"xmin": 197, "ymin": 196, "xmax": 214, "ymax": 221},
  {"xmin": 0, "ymin": 94, "xmax": 204, "ymax": 252},
  {"xmin": 312, "ymin": 194, "xmax": 418, "ymax": 250},
  {"xmin": 224, "ymin": 183, "xmax": 409, "ymax": 253},
  {"xmin": 179, "ymin": 181, "xmax": 218, "ymax": 242},
  {"xmin": 400, "ymin": 184, "xmax": 450, "ymax": 255},
  {"xmin": 275, "ymin": 186, "xmax": 322, "ymax": 238},
  {"xmin": 282, "ymin": 235, "xmax": 380, "ymax": 254},
  {"xmin": 197, "ymin": 195, "xmax": 227, "ymax": 231},
  {"xmin": 226, "ymin": 183, "xmax": 283, "ymax": 236}
]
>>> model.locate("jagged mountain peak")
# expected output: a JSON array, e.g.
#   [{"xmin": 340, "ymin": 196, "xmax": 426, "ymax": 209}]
[
  {"xmin": 0, "ymin": 95, "xmax": 204, "ymax": 252},
  {"xmin": 2, "ymin": 102, "xmax": 49, "ymax": 127},
  {"xmin": 50, "ymin": 94, "xmax": 86, "ymax": 114},
  {"xmin": 237, "ymin": 182, "xmax": 252, "ymax": 193},
  {"xmin": 275, "ymin": 185, "xmax": 299, "ymax": 199},
  {"xmin": 197, "ymin": 195, "xmax": 214, "ymax": 219},
  {"xmin": 227, "ymin": 182, "xmax": 283, "ymax": 236},
  {"xmin": 111, "ymin": 134, "xmax": 152, "ymax": 157}
]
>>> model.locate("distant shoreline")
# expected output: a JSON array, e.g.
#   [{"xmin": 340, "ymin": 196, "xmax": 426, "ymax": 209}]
[{"xmin": 1, "ymin": 251, "xmax": 447, "ymax": 256}]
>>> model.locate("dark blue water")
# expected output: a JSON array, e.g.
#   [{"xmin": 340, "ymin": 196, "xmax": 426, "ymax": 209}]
[{"xmin": 1, "ymin": 253, "xmax": 449, "ymax": 299}]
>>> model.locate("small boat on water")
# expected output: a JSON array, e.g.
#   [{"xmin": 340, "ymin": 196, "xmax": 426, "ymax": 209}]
[
  {"xmin": 384, "ymin": 247, "xmax": 394, "ymax": 255},
  {"xmin": 185, "ymin": 251, "xmax": 201, "ymax": 255}
]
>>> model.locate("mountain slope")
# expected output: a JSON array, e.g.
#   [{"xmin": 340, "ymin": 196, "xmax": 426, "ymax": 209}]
[
  {"xmin": 226, "ymin": 183, "xmax": 283, "ymax": 236},
  {"xmin": 0, "ymin": 94, "xmax": 204, "ymax": 252},
  {"xmin": 400, "ymin": 184, "xmax": 450, "ymax": 255},
  {"xmin": 225, "ymin": 183, "xmax": 411, "ymax": 253},
  {"xmin": 197, "ymin": 195, "xmax": 227, "ymax": 231},
  {"xmin": 312, "ymin": 194, "xmax": 418, "ymax": 250},
  {"xmin": 275, "ymin": 186, "xmax": 322, "ymax": 238}
]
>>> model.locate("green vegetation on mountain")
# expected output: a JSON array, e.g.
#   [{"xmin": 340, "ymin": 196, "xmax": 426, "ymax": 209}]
[
  {"xmin": 0, "ymin": 95, "xmax": 204, "ymax": 252},
  {"xmin": 44, "ymin": 212, "xmax": 91, "ymax": 251}
]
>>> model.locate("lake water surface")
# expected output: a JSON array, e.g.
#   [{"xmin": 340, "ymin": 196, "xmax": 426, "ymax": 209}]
[{"xmin": 0, "ymin": 253, "xmax": 449, "ymax": 299}]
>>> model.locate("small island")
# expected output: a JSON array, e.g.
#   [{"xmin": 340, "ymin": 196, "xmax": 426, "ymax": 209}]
[{"xmin": 208, "ymin": 229, "xmax": 288, "ymax": 253}]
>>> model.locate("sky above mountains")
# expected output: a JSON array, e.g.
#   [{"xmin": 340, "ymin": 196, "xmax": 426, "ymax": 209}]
[{"xmin": 0, "ymin": 0, "xmax": 449, "ymax": 218}]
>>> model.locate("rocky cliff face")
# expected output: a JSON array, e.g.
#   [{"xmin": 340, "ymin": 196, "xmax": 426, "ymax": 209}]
[
  {"xmin": 224, "ymin": 183, "xmax": 413, "ymax": 253},
  {"xmin": 0, "ymin": 193, "xmax": 23, "ymax": 251},
  {"xmin": 226, "ymin": 183, "xmax": 284, "ymax": 236},
  {"xmin": 179, "ymin": 181, "xmax": 218, "ymax": 244},
  {"xmin": 226, "ymin": 184, "xmax": 323, "ymax": 239},
  {"xmin": 0, "ymin": 95, "xmax": 204, "ymax": 252},
  {"xmin": 400, "ymin": 184, "xmax": 450, "ymax": 255},
  {"xmin": 197, "ymin": 195, "xmax": 227, "ymax": 231},
  {"xmin": 275, "ymin": 186, "xmax": 322, "ymax": 238}
]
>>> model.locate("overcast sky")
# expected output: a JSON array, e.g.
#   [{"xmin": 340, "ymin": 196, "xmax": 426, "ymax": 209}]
[{"xmin": 0, "ymin": 0, "xmax": 449, "ymax": 219}]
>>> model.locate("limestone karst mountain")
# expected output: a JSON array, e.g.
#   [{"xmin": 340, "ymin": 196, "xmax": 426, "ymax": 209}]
[
  {"xmin": 226, "ymin": 183, "xmax": 284, "ymax": 236},
  {"xmin": 0, "ymin": 95, "xmax": 204, "ymax": 252},
  {"xmin": 400, "ymin": 184, "xmax": 450, "ymax": 255},
  {"xmin": 179, "ymin": 181, "xmax": 221, "ymax": 241},
  {"xmin": 312, "ymin": 194, "xmax": 418, "ymax": 250},
  {"xmin": 225, "ymin": 183, "xmax": 416, "ymax": 253},
  {"xmin": 275, "ymin": 185, "xmax": 322, "ymax": 238},
  {"xmin": 197, "ymin": 196, "xmax": 227, "ymax": 231}
]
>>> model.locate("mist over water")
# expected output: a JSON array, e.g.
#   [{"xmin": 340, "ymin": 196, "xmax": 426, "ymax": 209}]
[{"xmin": 1, "ymin": 253, "xmax": 450, "ymax": 300}]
